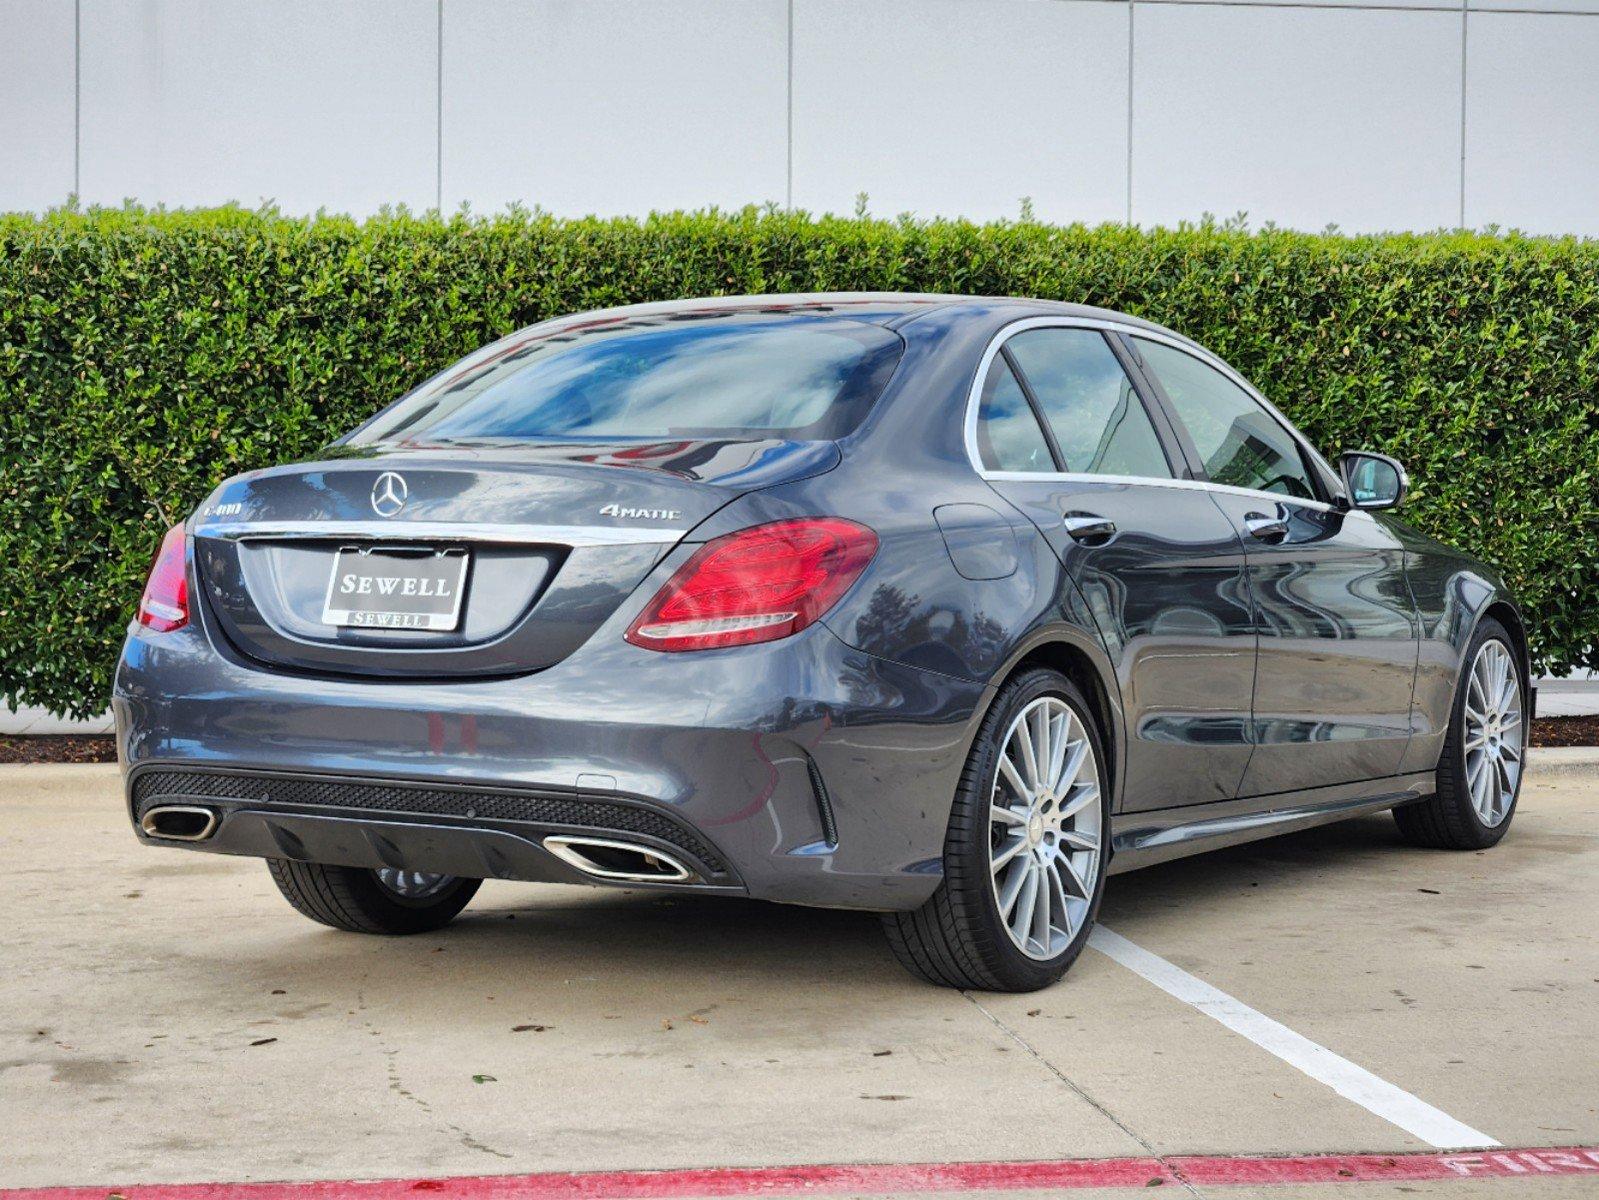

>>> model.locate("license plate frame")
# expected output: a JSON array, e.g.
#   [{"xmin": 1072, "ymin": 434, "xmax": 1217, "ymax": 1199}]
[{"xmin": 321, "ymin": 547, "xmax": 470, "ymax": 631}]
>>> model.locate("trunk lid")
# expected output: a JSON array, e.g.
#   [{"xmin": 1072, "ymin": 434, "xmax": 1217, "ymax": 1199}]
[{"xmin": 190, "ymin": 438, "xmax": 837, "ymax": 678}]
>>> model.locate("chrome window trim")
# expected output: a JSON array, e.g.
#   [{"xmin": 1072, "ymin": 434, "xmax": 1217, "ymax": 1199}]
[
  {"xmin": 961, "ymin": 315, "xmax": 1339, "ymax": 514},
  {"xmin": 191, "ymin": 520, "xmax": 688, "ymax": 546}
]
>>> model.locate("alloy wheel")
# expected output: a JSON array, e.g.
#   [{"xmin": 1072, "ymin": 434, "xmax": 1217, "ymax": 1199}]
[
  {"xmin": 373, "ymin": 868, "xmax": 456, "ymax": 900},
  {"xmin": 1462, "ymin": 639, "xmax": 1523, "ymax": 827},
  {"xmin": 988, "ymin": 696, "xmax": 1103, "ymax": 960}
]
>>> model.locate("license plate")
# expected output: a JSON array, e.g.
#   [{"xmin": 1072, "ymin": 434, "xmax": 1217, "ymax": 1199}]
[{"xmin": 321, "ymin": 548, "xmax": 470, "ymax": 631}]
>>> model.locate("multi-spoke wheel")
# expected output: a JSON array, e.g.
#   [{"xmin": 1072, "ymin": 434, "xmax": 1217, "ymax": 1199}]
[
  {"xmin": 883, "ymin": 668, "xmax": 1110, "ymax": 991},
  {"xmin": 1460, "ymin": 639, "xmax": 1523, "ymax": 827},
  {"xmin": 1395, "ymin": 618, "xmax": 1525, "ymax": 851},
  {"xmin": 373, "ymin": 868, "xmax": 459, "ymax": 901},
  {"xmin": 988, "ymin": 697, "xmax": 1102, "ymax": 960}
]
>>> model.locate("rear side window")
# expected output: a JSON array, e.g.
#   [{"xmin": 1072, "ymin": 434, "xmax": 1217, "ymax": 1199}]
[
  {"xmin": 1134, "ymin": 339, "xmax": 1317, "ymax": 500},
  {"xmin": 975, "ymin": 356, "xmax": 1054, "ymax": 473},
  {"xmin": 350, "ymin": 315, "xmax": 904, "ymax": 444},
  {"xmin": 1005, "ymin": 329, "xmax": 1173, "ymax": 479}
]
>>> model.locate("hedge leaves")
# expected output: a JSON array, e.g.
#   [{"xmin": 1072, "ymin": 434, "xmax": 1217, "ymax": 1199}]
[{"xmin": 2, "ymin": 206, "xmax": 1595, "ymax": 717}]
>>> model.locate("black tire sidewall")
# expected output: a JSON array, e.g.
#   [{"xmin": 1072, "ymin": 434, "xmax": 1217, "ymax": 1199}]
[{"xmin": 954, "ymin": 669, "xmax": 1111, "ymax": 991}]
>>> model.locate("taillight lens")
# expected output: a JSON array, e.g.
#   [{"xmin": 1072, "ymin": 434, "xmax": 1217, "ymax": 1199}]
[
  {"xmin": 625, "ymin": 518, "xmax": 878, "ymax": 652},
  {"xmin": 138, "ymin": 523, "xmax": 189, "ymax": 632}
]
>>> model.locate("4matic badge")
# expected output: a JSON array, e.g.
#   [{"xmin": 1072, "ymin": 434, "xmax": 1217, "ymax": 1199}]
[{"xmin": 599, "ymin": 503, "xmax": 682, "ymax": 520}]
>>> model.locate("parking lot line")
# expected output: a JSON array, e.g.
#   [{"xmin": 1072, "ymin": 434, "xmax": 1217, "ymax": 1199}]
[
  {"xmin": 4, "ymin": 1147, "xmax": 1598, "ymax": 1199},
  {"xmin": 1087, "ymin": 926, "xmax": 1499, "ymax": 1150}
]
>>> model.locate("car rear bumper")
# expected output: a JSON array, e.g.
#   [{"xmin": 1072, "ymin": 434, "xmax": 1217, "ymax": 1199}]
[
  {"xmin": 128, "ymin": 763, "xmax": 747, "ymax": 894},
  {"xmin": 113, "ymin": 615, "xmax": 987, "ymax": 911}
]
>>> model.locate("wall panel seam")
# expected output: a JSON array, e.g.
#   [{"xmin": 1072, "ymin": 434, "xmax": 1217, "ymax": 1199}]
[
  {"xmin": 436, "ymin": 0, "xmax": 444, "ymax": 212},
  {"xmin": 73, "ymin": 0, "xmax": 80, "ymax": 198},
  {"xmin": 786, "ymin": 0, "xmax": 794, "ymax": 209},
  {"xmin": 1126, "ymin": 0, "xmax": 1135, "ymax": 223},
  {"xmin": 1458, "ymin": 0, "xmax": 1467, "ymax": 226}
]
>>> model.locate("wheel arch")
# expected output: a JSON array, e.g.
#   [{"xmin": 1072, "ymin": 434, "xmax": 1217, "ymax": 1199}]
[
  {"xmin": 975, "ymin": 629, "xmax": 1126, "ymax": 815},
  {"xmin": 1457, "ymin": 594, "xmax": 1532, "ymax": 709},
  {"xmin": 1432, "ymin": 593, "xmax": 1533, "ymax": 765},
  {"xmin": 1480, "ymin": 599, "xmax": 1530, "ymax": 678}
]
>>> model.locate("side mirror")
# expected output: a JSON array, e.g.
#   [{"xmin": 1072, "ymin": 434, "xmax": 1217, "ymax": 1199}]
[{"xmin": 1339, "ymin": 450, "xmax": 1408, "ymax": 510}]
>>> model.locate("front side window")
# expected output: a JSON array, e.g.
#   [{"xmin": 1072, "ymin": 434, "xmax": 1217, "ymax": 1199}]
[
  {"xmin": 350, "ymin": 315, "xmax": 904, "ymax": 445},
  {"xmin": 1005, "ymin": 329, "xmax": 1174, "ymax": 479},
  {"xmin": 1134, "ymin": 339, "xmax": 1317, "ymax": 500},
  {"xmin": 975, "ymin": 356, "xmax": 1054, "ymax": 473}
]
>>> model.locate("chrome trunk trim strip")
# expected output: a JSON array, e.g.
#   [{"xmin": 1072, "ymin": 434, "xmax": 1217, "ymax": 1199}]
[{"xmin": 192, "ymin": 520, "xmax": 688, "ymax": 546}]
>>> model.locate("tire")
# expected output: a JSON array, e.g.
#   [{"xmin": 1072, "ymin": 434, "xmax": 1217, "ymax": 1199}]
[
  {"xmin": 882, "ymin": 668, "xmax": 1111, "ymax": 992},
  {"xmin": 1394, "ymin": 617, "xmax": 1526, "ymax": 851},
  {"xmin": 266, "ymin": 860, "xmax": 481, "ymax": 934}
]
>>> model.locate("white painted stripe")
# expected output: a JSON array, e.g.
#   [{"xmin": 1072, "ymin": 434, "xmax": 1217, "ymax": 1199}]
[{"xmin": 1089, "ymin": 926, "xmax": 1499, "ymax": 1150}]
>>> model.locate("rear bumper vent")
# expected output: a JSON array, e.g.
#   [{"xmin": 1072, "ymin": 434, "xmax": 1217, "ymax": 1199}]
[
  {"xmin": 805, "ymin": 754, "xmax": 839, "ymax": 848},
  {"xmin": 130, "ymin": 767, "xmax": 729, "ymax": 877}
]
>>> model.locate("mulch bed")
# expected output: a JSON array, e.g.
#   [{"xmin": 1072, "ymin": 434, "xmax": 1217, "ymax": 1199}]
[
  {"xmin": 1529, "ymin": 714, "xmax": 1599, "ymax": 748},
  {"xmin": 5, "ymin": 716, "xmax": 1596, "ymax": 765},
  {"xmin": 0, "ymin": 734, "xmax": 118, "ymax": 764}
]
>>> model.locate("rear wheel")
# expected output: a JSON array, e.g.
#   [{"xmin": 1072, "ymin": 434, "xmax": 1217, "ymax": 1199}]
[
  {"xmin": 1394, "ymin": 618, "xmax": 1525, "ymax": 850},
  {"xmin": 883, "ymin": 668, "xmax": 1110, "ymax": 992},
  {"xmin": 267, "ymin": 860, "xmax": 481, "ymax": 934}
]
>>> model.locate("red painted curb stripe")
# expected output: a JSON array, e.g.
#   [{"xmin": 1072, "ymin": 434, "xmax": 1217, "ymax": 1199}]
[{"xmin": 6, "ymin": 1147, "xmax": 1598, "ymax": 1199}]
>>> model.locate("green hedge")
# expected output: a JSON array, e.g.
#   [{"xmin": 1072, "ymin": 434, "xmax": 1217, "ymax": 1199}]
[{"xmin": 3, "ymin": 206, "xmax": 1596, "ymax": 717}]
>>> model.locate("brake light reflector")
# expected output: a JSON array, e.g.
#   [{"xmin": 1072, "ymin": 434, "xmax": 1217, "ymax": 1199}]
[
  {"xmin": 625, "ymin": 518, "xmax": 878, "ymax": 652},
  {"xmin": 138, "ymin": 522, "xmax": 189, "ymax": 632}
]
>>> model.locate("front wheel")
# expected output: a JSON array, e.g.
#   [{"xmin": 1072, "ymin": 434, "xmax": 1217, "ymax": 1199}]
[
  {"xmin": 267, "ymin": 860, "xmax": 481, "ymax": 934},
  {"xmin": 883, "ymin": 668, "xmax": 1110, "ymax": 992}
]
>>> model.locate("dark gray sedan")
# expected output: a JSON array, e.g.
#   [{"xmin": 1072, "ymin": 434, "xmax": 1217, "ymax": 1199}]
[{"xmin": 115, "ymin": 294, "xmax": 1529, "ymax": 991}]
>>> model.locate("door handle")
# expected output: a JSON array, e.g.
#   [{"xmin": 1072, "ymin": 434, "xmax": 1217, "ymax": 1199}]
[
  {"xmin": 1062, "ymin": 513, "xmax": 1117, "ymax": 543},
  {"xmin": 1244, "ymin": 512, "xmax": 1289, "ymax": 543}
]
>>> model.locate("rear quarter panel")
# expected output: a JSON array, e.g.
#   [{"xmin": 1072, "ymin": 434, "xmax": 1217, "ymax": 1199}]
[{"xmin": 1390, "ymin": 516, "xmax": 1526, "ymax": 775}]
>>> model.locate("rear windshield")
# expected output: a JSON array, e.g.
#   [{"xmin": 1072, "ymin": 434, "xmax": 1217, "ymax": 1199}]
[{"xmin": 348, "ymin": 314, "xmax": 904, "ymax": 445}]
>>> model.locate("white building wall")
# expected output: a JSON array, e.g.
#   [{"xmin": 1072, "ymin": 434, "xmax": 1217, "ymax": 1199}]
[
  {"xmin": 1, "ymin": 0, "xmax": 75, "ymax": 212},
  {"xmin": 1130, "ymin": 5, "xmax": 1463, "ymax": 233},
  {"xmin": 790, "ymin": 0, "xmax": 1130, "ymax": 225},
  {"xmin": 3, "ymin": 0, "xmax": 1598, "ymax": 236},
  {"xmin": 77, "ymin": 0, "xmax": 438, "ymax": 215},
  {"xmin": 442, "ymin": 0, "xmax": 789, "ymax": 217}
]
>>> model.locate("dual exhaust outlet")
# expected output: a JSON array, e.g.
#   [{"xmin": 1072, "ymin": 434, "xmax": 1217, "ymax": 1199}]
[{"xmin": 139, "ymin": 805, "xmax": 697, "ymax": 884}]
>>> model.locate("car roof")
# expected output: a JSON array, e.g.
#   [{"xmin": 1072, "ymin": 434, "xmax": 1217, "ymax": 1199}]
[{"xmin": 532, "ymin": 292, "xmax": 1195, "ymax": 345}]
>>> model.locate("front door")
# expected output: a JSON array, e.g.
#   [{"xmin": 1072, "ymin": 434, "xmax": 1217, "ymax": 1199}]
[
  {"xmin": 1129, "ymin": 336, "xmax": 1418, "ymax": 796},
  {"xmin": 972, "ymin": 324, "xmax": 1257, "ymax": 812}
]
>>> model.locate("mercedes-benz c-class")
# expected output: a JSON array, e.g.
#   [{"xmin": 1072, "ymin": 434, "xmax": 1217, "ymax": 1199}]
[{"xmin": 114, "ymin": 294, "xmax": 1530, "ymax": 991}]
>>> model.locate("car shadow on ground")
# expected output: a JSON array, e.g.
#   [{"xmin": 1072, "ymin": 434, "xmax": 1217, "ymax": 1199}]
[
  {"xmin": 1098, "ymin": 811, "xmax": 1416, "ymax": 928},
  {"xmin": 429, "ymin": 812, "xmax": 1416, "ymax": 979},
  {"xmin": 162, "ymin": 812, "xmax": 1423, "ymax": 1007}
]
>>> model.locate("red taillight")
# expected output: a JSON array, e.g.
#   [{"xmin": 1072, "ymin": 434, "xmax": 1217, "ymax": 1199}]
[
  {"xmin": 138, "ymin": 523, "xmax": 189, "ymax": 633},
  {"xmin": 625, "ymin": 518, "xmax": 878, "ymax": 652}
]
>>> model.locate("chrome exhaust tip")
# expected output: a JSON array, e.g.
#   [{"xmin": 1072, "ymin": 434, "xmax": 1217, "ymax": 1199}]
[
  {"xmin": 140, "ymin": 805, "xmax": 220, "ymax": 842},
  {"xmin": 542, "ymin": 835, "xmax": 696, "ymax": 884}
]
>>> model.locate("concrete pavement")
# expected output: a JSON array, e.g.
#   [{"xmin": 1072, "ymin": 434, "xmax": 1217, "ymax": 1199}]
[
  {"xmin": 1, "ymin": 761, "xmax": 1595, "ymax": 1194},
  {"xmin": 1536, "ymin": 674, "xmax": 1599, "ymax": 718}
]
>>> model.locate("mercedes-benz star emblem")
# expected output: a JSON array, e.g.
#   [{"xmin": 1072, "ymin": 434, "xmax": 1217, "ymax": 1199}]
[{"xmin": 370, "ymin": 471, "xmax": 408, "ymax": 518}]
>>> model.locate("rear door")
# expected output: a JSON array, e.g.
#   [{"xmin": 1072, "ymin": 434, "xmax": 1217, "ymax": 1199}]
[
  {"xmin": 972, "ymin": 322, "xmax": 1257, "ymax": 812},
  {"xmin": 1127, "ymin": 335, "xmax": 1419, "ymax": 796}
]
